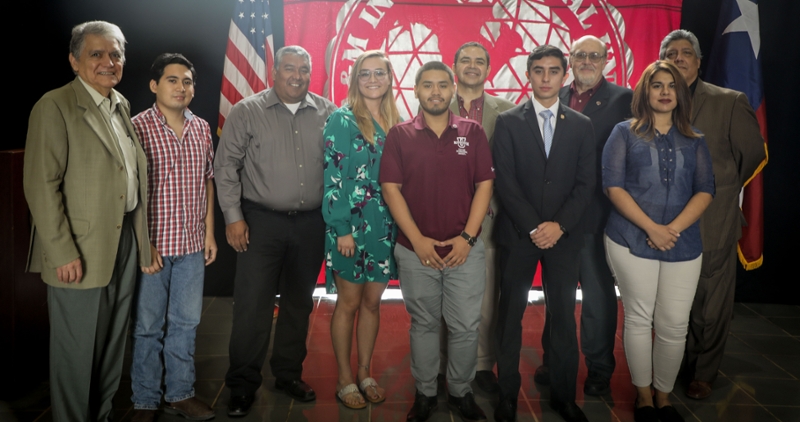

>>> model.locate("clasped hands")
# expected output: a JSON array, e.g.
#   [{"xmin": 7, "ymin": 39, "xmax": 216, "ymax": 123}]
[
  {"xmin": 530, "ymin": 221, "xmax": 562, "ymax": 249},
  {"xmin": 645, "ymin": 224, "xmax": 680, "ymax": 251},
  {"xmin": 411, "ymin": 235, "xmax": 471, "ymax": 270}
]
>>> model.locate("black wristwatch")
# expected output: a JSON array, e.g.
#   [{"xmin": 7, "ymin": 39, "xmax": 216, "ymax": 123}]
[
  {"xmin": 558, "ymin": 223, "xmax": 569, "ymax": 238},
  {"xmin": 460, "ymin": 231, "xmax": 477, "ymax": 246}
]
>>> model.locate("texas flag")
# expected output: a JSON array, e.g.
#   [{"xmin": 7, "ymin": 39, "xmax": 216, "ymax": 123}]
[{"xmin": 705, "ymin": 0, "xmax": 768, "ymax": 270}]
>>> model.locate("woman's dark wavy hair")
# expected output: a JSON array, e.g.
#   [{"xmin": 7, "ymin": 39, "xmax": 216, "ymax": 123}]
[{"xmin": 630, "ymin": 60, "xmax": 700, "ymax": 140}]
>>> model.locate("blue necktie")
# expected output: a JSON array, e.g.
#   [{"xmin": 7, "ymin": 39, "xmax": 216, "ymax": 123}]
[{"xmin": 539, "ymin": 109, "xmax": 553, "ymax": 157}]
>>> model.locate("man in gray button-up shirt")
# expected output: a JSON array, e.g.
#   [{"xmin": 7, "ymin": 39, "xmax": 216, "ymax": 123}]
[{"xmin": 214, "ymin": 46, "xmax": 336, "ymax": 416}]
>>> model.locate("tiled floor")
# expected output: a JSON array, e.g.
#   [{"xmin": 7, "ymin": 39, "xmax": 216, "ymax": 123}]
[{"xmin": 3, "ymin": 294, "xmax": 799, "ymax": 421}]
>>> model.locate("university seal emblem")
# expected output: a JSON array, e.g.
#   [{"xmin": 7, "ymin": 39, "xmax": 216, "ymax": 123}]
[{"xmin": 326, "ymin": 0, "xmax": 633, "ymax": 119}]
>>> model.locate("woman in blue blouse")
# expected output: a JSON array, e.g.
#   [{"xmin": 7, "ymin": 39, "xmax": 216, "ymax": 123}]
[
  {"xmin": 323, "ymin": 50, "xmax": 401, "ymax": 409},
  {"xmin": 602, "ymin": 61, "xmax": 715, "ymax": 422}
]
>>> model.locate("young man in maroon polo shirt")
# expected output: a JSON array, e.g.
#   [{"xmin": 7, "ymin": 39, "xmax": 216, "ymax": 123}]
[{"xmin": 379, "ymin": 61, "xmax": 494, "ymax": 422}]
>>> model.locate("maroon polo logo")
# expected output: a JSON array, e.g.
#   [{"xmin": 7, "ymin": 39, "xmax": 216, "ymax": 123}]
[{"xmin": 455, "ymin": 136, "xmax": 469, "ymax": 155}]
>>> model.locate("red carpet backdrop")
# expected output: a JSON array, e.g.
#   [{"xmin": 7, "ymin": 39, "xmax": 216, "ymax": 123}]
[{"xmin": 285, "ymin": 0, "xmax": 682, "ymax": 118}]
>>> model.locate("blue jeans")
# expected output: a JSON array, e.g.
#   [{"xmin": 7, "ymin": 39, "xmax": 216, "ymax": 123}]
[{"xmin": 131, "ymin": 252, "xmax": 205, "ymax": 409}]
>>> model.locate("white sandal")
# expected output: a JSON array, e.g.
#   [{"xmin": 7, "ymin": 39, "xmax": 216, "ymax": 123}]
[
  {"xmin": 336, "ymin": 383, "xmax": 366, "ymax": 409},
  {"xmin": 359, "ymin": 377, "xmax": 386, "ymax": 404}
]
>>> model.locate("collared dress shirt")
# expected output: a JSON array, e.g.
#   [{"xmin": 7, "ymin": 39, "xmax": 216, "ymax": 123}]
[
  {"xmin": 132, "ymin": 104, "xmax": 214, "ymax": 257},
  {"xmin": 78, "ymin": 77, "xmax": 139, "ymax": 212},
  {"xmin": 214, "ymin": 88, "xmax": 337, "ymax": 224},
  {"xmin": 531, "ymin": 98, "xmax": 560, "ymax": 140},
  {"xmin": 457, "ymin": 94, "xmax": 484, "ymax": 124},
  {"xmin": 602, "ymin": 121, "xmax": 716, "ymax": 262},
  {"xmin": 568, "ymin": 77, "xmax": 605, "ymax": 113}
]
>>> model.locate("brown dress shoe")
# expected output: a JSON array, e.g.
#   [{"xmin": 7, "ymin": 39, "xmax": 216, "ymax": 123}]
[
  {"xmin": 131, "ymin": 409, "xmax": 157, "ymax": 422},
  {"xmin": 165, "ymin": 397, "xmax": 215, "ymax": 420},
  {"xmin": 685, "ymin": 380, "xmax": 712, "ymax": 400}
]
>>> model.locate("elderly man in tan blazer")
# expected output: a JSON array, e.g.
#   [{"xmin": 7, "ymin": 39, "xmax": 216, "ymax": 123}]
[
  {"xmin": 660, "ymin": 29, "xmax": 766, "ymax": 400},
  {"xmin": 440, "ymin": 41, "xmax": 515, "ymax": 393},
  {"xmin": 23, "ymin": 21, "xmax": 150, "ymax": 422}
]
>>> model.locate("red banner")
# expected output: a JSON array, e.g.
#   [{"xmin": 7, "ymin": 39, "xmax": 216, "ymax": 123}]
[
  {"xmin": 286, "ymin": 0, "xmax": 682, "ymax": 119},
  {"xmin": 287, "ymin": 0, "xmax": 683, "ymax": 286}
]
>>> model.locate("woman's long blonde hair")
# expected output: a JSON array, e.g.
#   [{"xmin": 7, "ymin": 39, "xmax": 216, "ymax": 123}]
[
  {"xmin": 630, "ymin": 60, "xmax": 700, "ymax": 140},
  {"xmin": 346, "ymin": 50, "xmax": 401, "ymax": 144}
]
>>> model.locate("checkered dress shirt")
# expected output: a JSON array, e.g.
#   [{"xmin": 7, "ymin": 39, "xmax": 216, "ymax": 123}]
[
  {"xmin": 457, "ymin": 94, "xmax": 485, "ymax": 124},
  {"xmin": 132, "ymin": 105, "xmax": 214, "ymax": 257}
]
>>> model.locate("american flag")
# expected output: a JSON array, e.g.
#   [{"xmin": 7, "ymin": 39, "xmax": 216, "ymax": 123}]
[{"xmin": 218, "ymin": 0, "xmax": 274, "ymax": 134}]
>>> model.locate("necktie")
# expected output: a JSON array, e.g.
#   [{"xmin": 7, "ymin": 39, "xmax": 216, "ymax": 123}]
[{"xmin": 539, "ymin": 109, "xmax": 553, "ymax": 157}]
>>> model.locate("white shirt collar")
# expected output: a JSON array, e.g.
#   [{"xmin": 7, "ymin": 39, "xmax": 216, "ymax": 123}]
[
  {"xmin": 531, "ymin": 97, "xmax": 559, "ymax": 117},
  {"xmin": 78, "ymin": 76, "xmax": 121, "ymax": 111}
]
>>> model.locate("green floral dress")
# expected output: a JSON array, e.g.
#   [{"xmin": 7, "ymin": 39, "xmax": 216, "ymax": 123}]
[{"xmin": 322, "ymin": 106, "xmax": 397, "ymax": 293}]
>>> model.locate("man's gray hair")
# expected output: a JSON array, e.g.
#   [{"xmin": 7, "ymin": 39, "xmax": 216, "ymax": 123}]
[
  {"xmin": 70, "ymin": 21, "xmax": 127, "ymax": 62},
  {"xmin": 274, "ymin": 45, "xmax": 312, "ymax": 71},
  {"xmin": 659, "ymin": 29, "xmax": 702, "ymax": 60}
]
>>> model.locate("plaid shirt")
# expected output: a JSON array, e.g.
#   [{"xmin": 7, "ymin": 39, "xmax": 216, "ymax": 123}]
[
  {"xmin": 132, "ymin": 104, "xmax": 214, "ymax": 257},
  {"xmin": 457, "ymin": 94, "xmax": 485, "ymax": 124}
]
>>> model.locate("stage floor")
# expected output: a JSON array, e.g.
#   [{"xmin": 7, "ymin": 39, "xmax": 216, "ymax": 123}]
[{"xmin": 4, "ymin": 295, "xmax": 800, "ymax": 421}]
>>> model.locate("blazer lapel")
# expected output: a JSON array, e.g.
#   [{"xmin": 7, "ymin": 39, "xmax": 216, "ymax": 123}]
[
  {"xmin": 523, "ymin": 100, "xmax": 547, "ymax": 157},
  {"xmin": 579, "ymin": 82, "xmax": 610, "ymax": 116},
  {"xmin": 482, "ymin": 94, "xmax": 501, "ymax": 142},
  {"xmin": 72, "ymin": 79, "xmax": 123, "ymax": 165},
  {"xmin": 691, "ymin": 79, "xmax": 707, "ymax": 123},
  {"xmin": 547, "ymin": 104, "xmax": 569, "ymax": 158},
  {"xmin": 558, "ymin": 86, "xmax": 570, "ymax": 106},
  {"xmin": 449, "ymin": 95, "xmax": 459, "ymax": 116}
]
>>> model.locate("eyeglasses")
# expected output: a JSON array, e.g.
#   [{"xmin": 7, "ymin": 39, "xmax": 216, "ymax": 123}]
[
  {"xmin": 357, "ymin": 69, "xmax": 389, "ymax": 81},
  {"xmin": 664, "ymin": 49, "xmax": 696, "ymax": 60},
  {"xmin": 571, "ymin": 52, "xmax": 606, "ymax": 63}
]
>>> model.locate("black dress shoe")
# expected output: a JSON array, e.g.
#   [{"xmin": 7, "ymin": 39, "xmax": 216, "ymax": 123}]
[
  {"xmin": 407, "ymin": 391, "xmax": 438, "ymax": 422},
  {"xmin": 549, "ymin": 399, "xmax": 588, "ymax": 422},
  {"xmin": 534, "ymin": 365, "xmax": 550, "ymax": 385},
  {"xmin": 494, "ymin": 397, "xmax": 517, "ymax": 422},
  {"xmin": 474, "ymin": 370, "xmax": 500, "ymax": 393},
  {"xmin": 633, "ymin": 404, "xmax": 659, "ymax": 422},
  {"xmin": 227, "ymin": 395, "xmax": 254, "ymax": 417},
  {"xmin": 583, "ymin": 372, "xmax": 611, "ymax": 396},
  {"xmin": 275, "ymin": 378, "xmax": 316, "ymax": 402},
  {"xmin": 656, "ymin": 405, "xmax": 685, "ymax": 422},
  {"xmin": 447, "ymin": 392, "xmax": 487, "ymax": 422}
]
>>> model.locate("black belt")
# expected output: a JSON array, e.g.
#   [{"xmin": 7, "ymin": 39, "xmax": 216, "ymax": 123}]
[{"xmin": 242, "ymin": 198, "xmax": 318, "ymax": 216}]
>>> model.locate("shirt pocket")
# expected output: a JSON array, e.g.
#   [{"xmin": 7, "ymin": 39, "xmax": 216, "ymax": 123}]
[{"xmin": 627, "ymin": 143, "xmax": 653, "ymax": 168}]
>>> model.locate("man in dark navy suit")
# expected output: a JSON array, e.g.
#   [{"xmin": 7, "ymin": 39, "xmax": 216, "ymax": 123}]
[
  {"xmin": 493, "ymin": 45, "xmax": 595, "ymax": 422},
  {"xmin": 527, "ymin": 35, "xmax": 632, "ymax": 397}
]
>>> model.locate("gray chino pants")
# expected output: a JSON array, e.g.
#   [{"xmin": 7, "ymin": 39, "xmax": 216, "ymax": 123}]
[{"xmin": 396, "ymin": 240, "xmax": 486, "ymax": 397}]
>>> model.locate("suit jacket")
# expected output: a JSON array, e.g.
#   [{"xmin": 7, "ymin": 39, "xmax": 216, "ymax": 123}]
[
  {"xmin": 23, "ymin": 77, "xmax": 151, "ymax": 289},
  {"xmin": 450, "ymin": 92, "xmax": 515, "ymax": 246},
  {"xmin": 691, "ymin": 79, "xmax": 766, "ymax": 251},
  {"xmin": 559, "ymin": 81, "xmax": 632, "ymax": 235},
  {"xmin": 493, "ymin": 100, "xmax": 596, "ymax": 251}
]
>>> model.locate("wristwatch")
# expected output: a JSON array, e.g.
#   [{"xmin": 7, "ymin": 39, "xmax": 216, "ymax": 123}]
[
  {"xmin": 558, "ymin": 223, "xmax": 569, "ymax": 238},
  {"xmin": 460, "ymin": 231, "xmax": 477, "ymax": 247}
]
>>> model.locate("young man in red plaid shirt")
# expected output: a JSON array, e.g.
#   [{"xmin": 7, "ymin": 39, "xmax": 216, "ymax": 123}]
[{"xmin": 129, "ymin": 53, "xmax": 217, "ymax": 422}]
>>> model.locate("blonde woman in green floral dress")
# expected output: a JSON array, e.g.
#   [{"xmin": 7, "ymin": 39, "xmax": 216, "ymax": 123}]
[{"xmin": 323, "ymin": 50, "xmax": 401, "ymax": 409}]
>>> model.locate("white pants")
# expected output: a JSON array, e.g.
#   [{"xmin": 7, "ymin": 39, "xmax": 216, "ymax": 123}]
[{"xmin": 604, "ymin": 235, "xmax": 701, "ymax": 392}]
